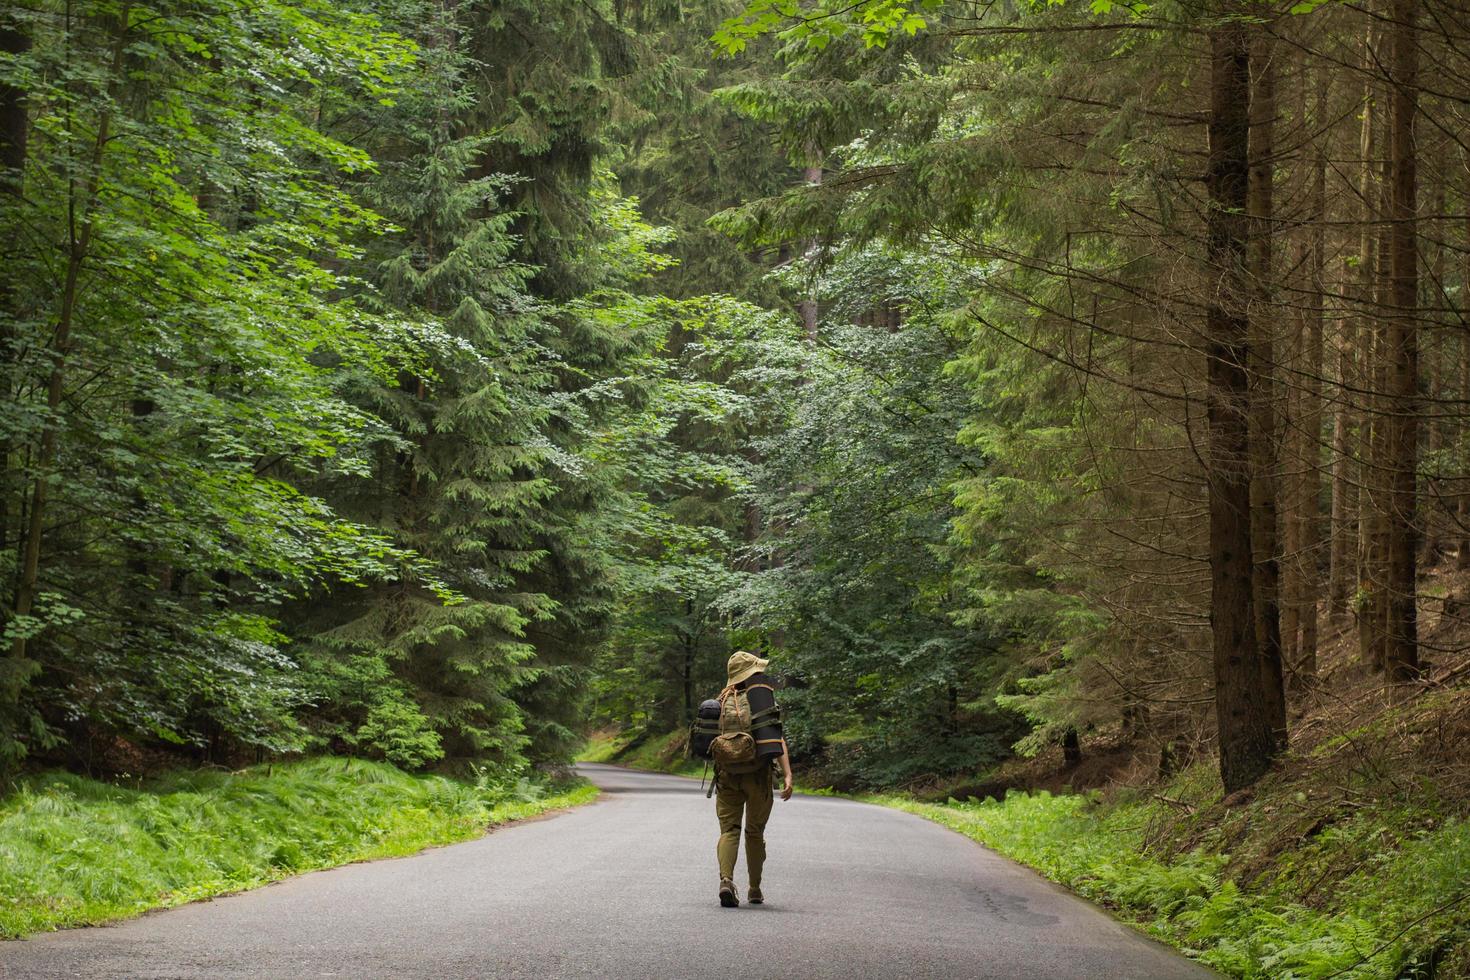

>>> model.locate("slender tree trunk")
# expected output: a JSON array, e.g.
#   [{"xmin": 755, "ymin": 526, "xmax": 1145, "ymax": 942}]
[
  {"xmin": 1247, "ymin": 35, "xmax": 1286, "ymax": 740},
  {"xmin": 1461, "ymin": 312, "xmax": 1470, "ymax": 568},
  {"xmin": 1339, "ymin": 68, "xmax": 1376, "ymax": 625},
  {"xmin": 1365, "ymin": 163, "xmax": 1394, "ymax": 671},
  {"xmin": 1297, "ymin": 133, "xmax": 1327, "ymax": 681},
  {"xmin": 1460, "ymin": 160, "xmax": 1470, "ymax": 570},
  {"xmin": 1420, "ymin": 141, "xmax": 1446, "ymax": 566},
  {"xmin": 1283, "ymin": 369, "xmax": 1301, "ymax": 672},
  {"xmin": 1284, "ymin": 73, "xmax": 1325, "ymax": 684},
  {"xmin": 1421, "ymin": 333, "xmax": 1441, "ymax": 563},
  {"xmin": 1357, "ymin": 58, "xmax": 1388, "ymax": 669},
  {"xmin": 1329, "ymin": 310, "xmax": 1357, "ymax": 616},
  {"xmin": 1382, "ymin": 0, "xmax": 1419, "ymax": 680},
  {"xmin": 1329, "ymin": 209, "xmax": 1357, "ymax": 620},
  {"xmin": 1207, "ymin": 15, "xmax": 1277, "ymax": 792}
]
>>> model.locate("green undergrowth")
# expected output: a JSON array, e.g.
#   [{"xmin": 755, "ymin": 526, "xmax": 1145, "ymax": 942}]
[
  {"xmin": 878, "ymin": 782, "xmax": 1469, "ymax": 980},
  {"xmin": 0, "ymin": 757, "xmax": 597, "ymax": 938},
  {"xmin": 577, "ymin": 728, "xmax": 704, "ymax": 777}
]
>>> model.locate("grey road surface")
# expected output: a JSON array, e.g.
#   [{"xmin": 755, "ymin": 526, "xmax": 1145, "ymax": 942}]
[{"xmin": 1, "ymin": 763, "xmax": 1216, "ymax": 979}]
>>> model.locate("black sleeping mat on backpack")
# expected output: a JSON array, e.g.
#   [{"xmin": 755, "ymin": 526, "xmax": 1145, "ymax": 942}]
[{"xmin": 741, "ymin": 673, "xmax": 785, "ymax": 760}]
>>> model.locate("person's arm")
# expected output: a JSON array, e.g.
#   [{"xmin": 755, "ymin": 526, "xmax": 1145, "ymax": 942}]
[{"xmin": 778, "ymin": 741, "xmax": 793, "ymax": 801}]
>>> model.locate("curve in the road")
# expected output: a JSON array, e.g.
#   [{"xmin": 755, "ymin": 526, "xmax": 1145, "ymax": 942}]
[{"xmin": 0, "ymin": 763, "xmax": 1217, "ymax": 979}]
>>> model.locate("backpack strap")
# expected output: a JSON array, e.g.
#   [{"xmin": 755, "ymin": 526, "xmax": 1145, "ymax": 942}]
[{"xmin": 749, "ymin": 705, "xmax": 781, "ymax": 727}]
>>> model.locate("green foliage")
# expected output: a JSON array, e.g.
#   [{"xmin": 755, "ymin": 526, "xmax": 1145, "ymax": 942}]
[
  {"xmin": 290, "ymin": 2, "xmax": 554, "ymax": 770},
  {"xmin": 0, "ymin": 758, "xmax": 596, "ymax": 938},
  {"xmin": 583, "ymin": 291, "xmax": 795, "ymax": 731},
  {"xmin": 708, "ymin": 245, "xmax": 1027, "ymax": 788},
  {"xmin": 714, "ymin": 0, "xmax": 943, "ymax": 54},
  {"xmin": 611, "ymin": 1, "xmax": 791, "ymax": 305},
  {"xmin": 462, "ymin": 0, "xmax": 643, "ymax": 299},
  {"xmin": 0, "ymin": 0, "xmax": 439, "ymax": 766},
  {"xmin": 704, "ymin": 0, "xmax": 1226, "ymax": 770},
  {"xmin": 0, "ymin": 0, "xmax": 741, "ymax": 776},
  {"xmin": 883, "ymin": 787, "xmax": 1469, "ymax": 979},
  {"xmin": 352, "ymin": 699, "xmax": 443, "ymax": 770}
]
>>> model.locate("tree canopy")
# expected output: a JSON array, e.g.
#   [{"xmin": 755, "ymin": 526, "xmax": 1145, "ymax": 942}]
[{"xmin": 2, "ymin": 0, "xmax": 1469, "ymax": 817}]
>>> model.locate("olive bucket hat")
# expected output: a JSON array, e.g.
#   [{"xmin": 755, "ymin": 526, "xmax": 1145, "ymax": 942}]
[{"xmin": 726, "ymin": 650, "xmax": 769, "ymax": 686}]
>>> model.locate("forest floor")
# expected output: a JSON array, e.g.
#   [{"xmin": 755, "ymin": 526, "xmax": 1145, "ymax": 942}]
[
  {"xmin": 0, "ymin": 757, "xmax": 596, "ymax": 938},
  {"xmin": 587, "ymin": 565, "xmax": 1470, "ymax": 979}
]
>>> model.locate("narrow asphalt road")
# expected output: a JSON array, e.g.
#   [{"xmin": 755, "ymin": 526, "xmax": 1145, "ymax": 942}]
[{"xmin": 1, "ymin": 764, "xmax": 1215, "ymax": 979}]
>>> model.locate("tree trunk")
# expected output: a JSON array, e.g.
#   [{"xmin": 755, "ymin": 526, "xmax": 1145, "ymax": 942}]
[
  {"xmin": 1339, "ymin": 63, "xmax": 1376, "ymax": 626},
  {"xmin": 1206, "ymin": 15, "xmax": 1277, "ymax": 792},
  {"xmin": 1382, "ymin": 0, "xmax": 1419, "ymax": 681},
  {"xmin": 1296, "ymin": 130, "xmax": 1327, "ymax": 682},
  {"xmin": 1282, "ymin": 355, "xmax": 1300, "ymax": 671},
  {"xmin": 1421, "ymin": 331, "xmax": 1441, "ymax": 564},
  {"xmin": 1329, "ymin": 311, "xmax": 1357, "ymax": 617},
  {"xmin": 1062, "ymin": 727, "xmax": 1082, "ymax": 768},
  {"xmin": 1460, "ymin": 159, "xmax": 1470, "ymax": 571},
  {"xmin": 1247, "ymin": 35, "xmax": 1286, "ymax": 741},
  {"xmin": 1356, "ymin": 56, "xmax": 1388, "ymax": 670},
  {"xmin": 1420, "ymin": 139, "xmax": 1445, "ymax": 566},
  {"xmin": 1461, "ymin": 308, "xmax": 1470, "ymax": 569},
  {"xmin": 1364, "ymin": 167, "xmax": 1392, "ymax": 671}
]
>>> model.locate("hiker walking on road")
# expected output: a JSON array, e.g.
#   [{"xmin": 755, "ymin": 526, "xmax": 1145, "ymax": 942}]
[{"xmin": 695, "ymin": 651, "xmax": 793, "ymax": 908}]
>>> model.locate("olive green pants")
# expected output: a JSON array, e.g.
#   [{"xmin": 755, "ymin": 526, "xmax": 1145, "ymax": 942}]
[{"xmin": 715, "ymin": 766, "xmax": 774, "ymax": 887}]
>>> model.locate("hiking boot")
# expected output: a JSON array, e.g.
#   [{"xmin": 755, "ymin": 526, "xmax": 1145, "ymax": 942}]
[
  {"xmin": 747, "ymin": 886, "xmax": 763, "ymax": 905},
  {"xmin": 719, "ymin": 879, "xmax": 739, "ymax": 908}
]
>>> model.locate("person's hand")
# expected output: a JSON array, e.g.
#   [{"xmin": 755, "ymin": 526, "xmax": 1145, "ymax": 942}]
[{"xmin": 780, "ymin": 777, "xmax": 793, "ymax": 801}]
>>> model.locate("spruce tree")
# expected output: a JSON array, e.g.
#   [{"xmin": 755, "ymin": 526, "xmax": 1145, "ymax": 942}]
[{"xmin": 298, "ymin": 0, "xmax": 554, "ymax": 770}]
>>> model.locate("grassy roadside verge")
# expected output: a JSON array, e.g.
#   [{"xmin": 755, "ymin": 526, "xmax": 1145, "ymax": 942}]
[
  {"xmin": 584, "ymin": 729, "xmax": 1466, "ymax": 979},
  {"xmin": 0, "ymin": 757, "xmax": 597, "ymax": 939},
  {"xmin": 877, "ymin": 788, "xmax": 1467, "ymax": 980}
]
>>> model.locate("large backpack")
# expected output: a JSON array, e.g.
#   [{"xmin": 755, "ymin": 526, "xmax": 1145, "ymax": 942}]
[{"xmin": 708, "ymin": 685, "xmax": 772, "ymax": 775}]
